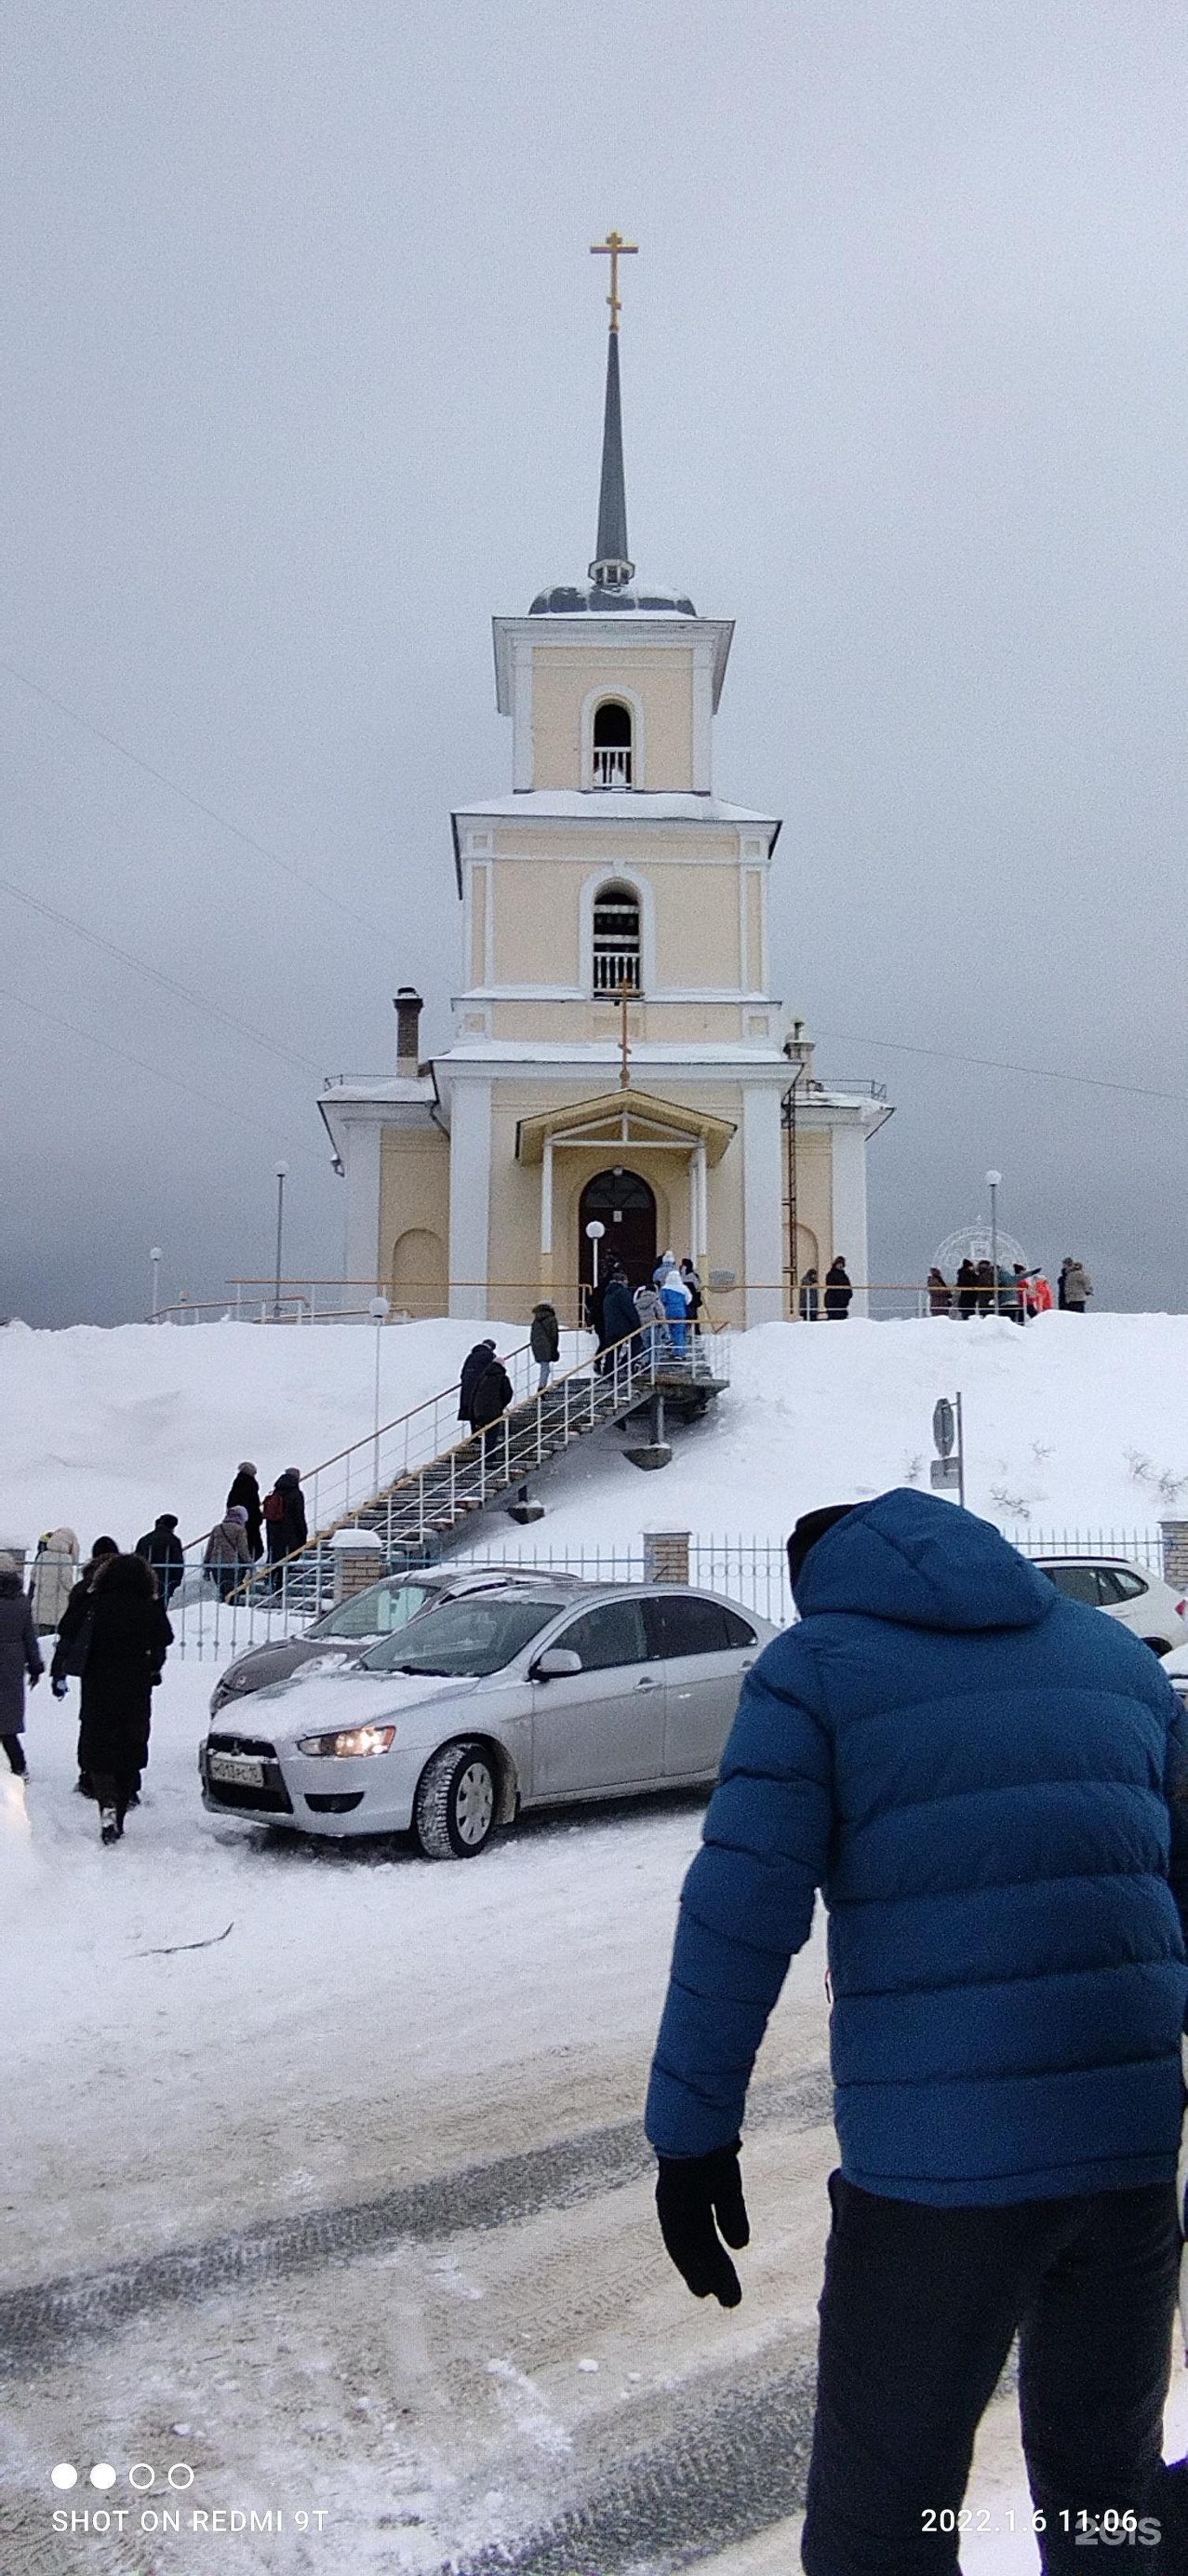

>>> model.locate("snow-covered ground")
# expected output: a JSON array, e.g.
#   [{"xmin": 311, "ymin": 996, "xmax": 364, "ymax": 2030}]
[
  {"xmin": 2, "ymin": 1309, "xmax": 1187, "ymax": 1568},
  {"xmin": 6, "ymin": 1311, "xmax": 1188, "ymax": 2572}
]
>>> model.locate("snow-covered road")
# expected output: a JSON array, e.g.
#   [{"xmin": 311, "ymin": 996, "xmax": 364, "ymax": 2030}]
[
  {"xmin": 2, "ymin": 1664, "xmax": 840, "ymax": 2572},
  {"xmin": 5, "ymin": 1659, "xmax": 1186, "ymax": 2575}
]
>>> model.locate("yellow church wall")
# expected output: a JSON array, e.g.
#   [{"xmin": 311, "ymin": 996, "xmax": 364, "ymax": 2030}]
[
  {"xmin": 486, "ymin": 1000, "xmax": 753, "ymax": 1042},
  {"xmin": 782, "ymin": 1131, "xmax": 835, "ymax": 1314},
  {"xmin": 651, "ymin": 865, "xmax": 741, "ymax": 986},
  {"xmin": 491, "ymin": 862, "xmax": 581, "ymax": 984},
  {"xmin": 529, "ymin": 647, "xmax": 695, "ymax": 791},
  {"xmin": 379, "ymin": 1126, "xmax": 451, "ymax": 1316},
  {"xmin": 477, "ymin": 847, "xmax": 756, "ymax": 995},
  {"xmin": 488, "ymin": 825, "xmax": 738, "ymax": 866}
]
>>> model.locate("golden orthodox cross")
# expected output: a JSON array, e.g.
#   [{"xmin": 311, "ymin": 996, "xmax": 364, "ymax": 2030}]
[{"xmin": 591, "ymin": 231, "xmax": 638, "ymax": 333}]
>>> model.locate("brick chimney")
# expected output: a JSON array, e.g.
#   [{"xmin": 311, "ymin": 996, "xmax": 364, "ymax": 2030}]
[{"xmin": 394, "ymin": 987, "xmax": 423, "ymax": 1074}]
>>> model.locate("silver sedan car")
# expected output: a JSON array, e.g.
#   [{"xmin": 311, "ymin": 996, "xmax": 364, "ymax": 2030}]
[
  {"xmin": 208, "ymin": 1564, "xmax": 591, "ymax": 1714},
  {"xmin": 199, "ymin": 1581, "xmax": 776, "ymax": 1858}
]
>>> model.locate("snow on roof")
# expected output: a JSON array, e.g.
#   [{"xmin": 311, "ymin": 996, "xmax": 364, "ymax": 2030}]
[
  {"xmin": 452, "ymin": 791, "xmax": 778, "ymax": 827},
  {"xmin": 319, "ymin": 1077, "xmax": 434, "ymax": 1105},
  {"xmin": 436, "ymin": 1039, "xmax": 790, "ymax": 1067}
]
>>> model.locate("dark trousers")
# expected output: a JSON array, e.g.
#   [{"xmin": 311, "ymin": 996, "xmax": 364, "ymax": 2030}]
[
  {"xmin": 2, "ymin": 1733, "xmax": 25, "ymax": 1776},
  {"xmin": 803, "ymin": 2171, "xmax": 1181, "ymax": 2576},
  {"xmin": 91, "ymin": 1765, "xmax": 140, "ymax": 1825}
]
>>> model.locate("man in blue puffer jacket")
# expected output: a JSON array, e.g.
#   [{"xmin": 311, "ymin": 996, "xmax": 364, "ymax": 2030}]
[{"xmin": 646, "ymin": 1489, "xmax": 1188, "ymax": 2576}]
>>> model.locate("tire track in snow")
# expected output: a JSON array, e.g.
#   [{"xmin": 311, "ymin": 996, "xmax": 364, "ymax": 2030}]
[
  {"xmin": 0, "ymin": 2066, "xmax": 834, "ymax": 2373},
  {"xmin": 447, "ymin": 2356, "xmax": 820, "ymax": 2576}
]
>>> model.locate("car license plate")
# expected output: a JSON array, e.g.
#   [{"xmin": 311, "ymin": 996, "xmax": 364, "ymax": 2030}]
[{"xmin": 209, "ymin": 1751, "xmax": 265, "ymax": 1788}]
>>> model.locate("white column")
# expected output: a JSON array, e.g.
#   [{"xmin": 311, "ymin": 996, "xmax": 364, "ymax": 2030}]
[
  {"xmin": 343, "ymin": 1117, "xmax": 382, "ymax": 1298},
  {"xmin": 447, "ymin": 1079, "xmax": 492, "ymax": 1319},
  {"xmin": 830, "ymin": 1116, "xmax": 871, "ymax": 1317},
  {"xmin": 741, "ymin": 1085, "xmax": 784, "ymax": 1326},
  {"xmin": 541, "ymin": 1136, "xmax": 554, "ymax": 1258}
]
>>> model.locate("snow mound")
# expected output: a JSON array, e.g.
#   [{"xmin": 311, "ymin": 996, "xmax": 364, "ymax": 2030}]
[{"xmin": 0, "ymin": 1310, "xmax": 1184, "ymax": 1564}]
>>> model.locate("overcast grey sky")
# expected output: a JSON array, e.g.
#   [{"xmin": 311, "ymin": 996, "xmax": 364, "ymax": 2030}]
[{"xmin": 3, "ymin": 1, "xmax": 1187, "ymax": 1322}]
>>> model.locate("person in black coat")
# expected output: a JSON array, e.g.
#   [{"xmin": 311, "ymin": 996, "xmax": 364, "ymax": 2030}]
[
  {"xmin": 955, "ymin": 1256, "xmax": 979, "ymax": 1319},
  {"xmin": 596, "ymin": 1271, "xmax": 639, "ymax": 1375},
  {"xmin": 76, "ymin": 1552, "xmax": 172, "ymax": 1843},
  {"xmin": 466, "ymin": 1352, "xmax": 514, "ymax": 1435},
  {"xmin": 225, "ymin": 1463, "xmax": 264, "ymax": 1562},
  {"xmin": 263, "ymin": 1469, "xmax": 307, "ymax": 1567},
  {"xmin": 134, "ymin": 1514, "xmax": 185, "ymax": 1603},
  {"xmin": 0, "ymin": 1554, "xmax": 42, "ymax": 1775},
  {"xmin": 529, "ymin": 1304, "xmax": 560, "ymax": 1391},
  {"xmin": 799, "ymin": 1268, "xmax": 820, "ymax": 1322},
  {"xmin": 51, "ymin": 1536, "xmax": 120, "ymax": 1794},
  {"xmin": 824, "ymin": 1256, "xmax": 853, "ymax": 1320},
  {"xmin": 459, "ymin": 1340, "xmax": 497, "ymax": 1428}
]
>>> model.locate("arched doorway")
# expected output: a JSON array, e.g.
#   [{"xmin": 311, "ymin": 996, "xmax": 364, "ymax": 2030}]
[{"xmin": 579, "ymin": 1169, "xmax": 657, "ymax": 1293}]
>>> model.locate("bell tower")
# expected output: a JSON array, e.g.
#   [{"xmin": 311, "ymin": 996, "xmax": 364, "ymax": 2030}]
[{"xmin": 320, "ymin": 239, "xmax": 891, "ymax": 1331}]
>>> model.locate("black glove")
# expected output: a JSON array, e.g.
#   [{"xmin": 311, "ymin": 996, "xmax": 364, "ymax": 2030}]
[
  {"xmin": 51, "ymin": 1677, "xmax": 69, "ymax": 1700},
  {"xmin": 655, "ymin": 2140, "xmax": 749, "ymax": 2307}
]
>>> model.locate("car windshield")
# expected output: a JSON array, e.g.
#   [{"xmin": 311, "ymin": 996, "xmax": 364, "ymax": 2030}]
[
  {"xmin": 313, "ymin": 1581, "xmax": 434, "ymax": 1640},
  {"xmin": 358, "ymin": 1597, "xmax": 561, "ymax": 1679}
]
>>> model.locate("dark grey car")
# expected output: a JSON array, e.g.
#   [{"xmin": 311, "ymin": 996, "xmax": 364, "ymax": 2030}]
[{"xmin": 208, "ymin": 1564, "xmax": 591, "ymax": 1716}]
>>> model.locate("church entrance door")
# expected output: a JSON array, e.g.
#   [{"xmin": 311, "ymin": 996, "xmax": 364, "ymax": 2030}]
[{"xmin": 579, "ymin": 1169, "xmax": 657, "ymax": 1292}]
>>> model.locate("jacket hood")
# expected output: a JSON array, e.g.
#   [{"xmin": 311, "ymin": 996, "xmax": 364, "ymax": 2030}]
[
  {"xmin": 0, "ymin": 1565, "xmax": 21, "ymax": 1595},
  {"xmin": 45, "ymin": 1526, "xmax": 78, "ymax": 1553},
  {"xmin": 793, "ymin": 1488, "xmax": 1056, "ymax": 1634}
]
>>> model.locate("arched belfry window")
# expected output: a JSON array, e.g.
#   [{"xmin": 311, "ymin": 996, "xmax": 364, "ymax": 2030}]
[
  {"xmin": 592, "ymin": 699, "xmax": 633, "ymax": 788},
  {"xmin": 593, "ymin": 881, "xmax": 641, "ymax": 992}
]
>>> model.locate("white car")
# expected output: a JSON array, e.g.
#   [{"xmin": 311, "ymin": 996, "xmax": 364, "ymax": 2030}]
[
  {"xmin": 1033, "ymin": 1558, "xmax": 1188, "ymax": 1657},
  {"xmin": 199, "ymin": 1580, "xmax": 775, "ymax": 1858}
]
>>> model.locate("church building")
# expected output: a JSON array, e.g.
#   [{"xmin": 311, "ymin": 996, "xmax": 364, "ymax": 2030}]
[{"xmin": 319, "ymin": 239, "xmax": 891, "ymax": 1327}]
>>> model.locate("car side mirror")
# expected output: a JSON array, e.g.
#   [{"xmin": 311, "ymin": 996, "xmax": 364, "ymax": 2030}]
[{"xmin": 532, "ymin": 1647, "xmax": 582, "ymax": 1680}]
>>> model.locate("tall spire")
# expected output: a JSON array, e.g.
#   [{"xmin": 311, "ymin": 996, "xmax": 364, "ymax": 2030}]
[{"xmin": 589, "ymin": 232, "xmax": 637, "ymax": 589}]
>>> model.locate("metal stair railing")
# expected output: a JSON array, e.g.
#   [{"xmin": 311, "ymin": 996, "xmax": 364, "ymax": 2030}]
[
  {"xmin": 179, "ymin": 1325, "xmax": 729, "ymax": 1635},
  {"xmin": 171, "ymin": 1325, "xmax": 729, "ymax": 1653},
  {"xmin": 311, "ymin": 1324, "xmax": 729, "ymax": 1561}
]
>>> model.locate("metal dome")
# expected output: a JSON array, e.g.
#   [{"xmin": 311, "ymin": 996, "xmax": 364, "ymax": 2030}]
[{"xmin": 528, "ymin": 579, "xmax": 697, "ymax": 617}]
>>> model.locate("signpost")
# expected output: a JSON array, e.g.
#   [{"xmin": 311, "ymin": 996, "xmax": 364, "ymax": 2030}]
[{"xmin": 930, "ymin": 1391, "xmax": 965, "ymax": 1505}]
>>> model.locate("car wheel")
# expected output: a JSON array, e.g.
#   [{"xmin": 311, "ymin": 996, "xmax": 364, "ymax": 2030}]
[
  {"xmin": 1142, "ymin": 1637, "xmax": 1172, "ymax": 1657},
  {"xmin": 413, "ymin": 1740, "xmax": 498, "ymax": 1859}
]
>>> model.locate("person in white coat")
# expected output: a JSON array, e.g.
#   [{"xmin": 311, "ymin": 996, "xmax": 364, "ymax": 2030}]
[{"xmin": 29, "ymin": 1528, "xmax": 79, "ymax": 1635}]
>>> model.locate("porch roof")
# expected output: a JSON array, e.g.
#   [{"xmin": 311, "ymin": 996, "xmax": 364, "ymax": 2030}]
[{"xmin": 515, "ymin": 1084, "xmax": 737, "ymax": 1169}]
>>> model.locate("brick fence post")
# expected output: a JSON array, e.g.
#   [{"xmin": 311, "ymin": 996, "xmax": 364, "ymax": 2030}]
[
  {"xmin": 644, "ymin": 1530, "xmax": 690, "ymax": 1586},
  {"xmin": 1160, "ymin": 1522, "xmax": 1188, "ymax": 1590}
]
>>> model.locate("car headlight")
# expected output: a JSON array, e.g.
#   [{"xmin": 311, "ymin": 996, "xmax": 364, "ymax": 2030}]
[{"xmin": 296, "ymin": 1725, "xmax": 397, "ymax": 1758}]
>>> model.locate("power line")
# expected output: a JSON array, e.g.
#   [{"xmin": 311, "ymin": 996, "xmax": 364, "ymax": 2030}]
[
  {"xmin": 816, "ymin": 1026, "xmax": 1188, "ymax": 1112},
  {"xmin": 0, "ymin": 654, "xmax": 394, "ymax": 943},
  {"xmin": 0, "ymin": 985, "xmax": 327, "ymax": 1166},
  {"xmin": 0, "ymin": 869, "xmax": 324, "ymax": 1078}
]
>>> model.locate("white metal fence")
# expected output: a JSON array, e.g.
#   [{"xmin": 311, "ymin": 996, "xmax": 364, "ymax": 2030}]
[{"xmin": 16, "ymin": 1523, "xmax": 1171, "ymax": 1669}]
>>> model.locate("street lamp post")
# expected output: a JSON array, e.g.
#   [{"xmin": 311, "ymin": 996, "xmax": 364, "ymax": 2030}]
[
  {"xmin": 368, "ymin": 1295, "xmax": 390, "ymax": 1493},
  {"xmin": 273, "ymin": 1163, "xmax": 289, "ymax": 1321},
  {"xmin": 584, "ymin": 1219, "xmax": 605, "ymax": 1333},
  {"xmin": 150, "ymin": 1247, "xmax": 162, "ymax": 1323},
  {"xmin": 986, "ymin": 1170, "xmax": 1001, "ymax": 1318}
]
